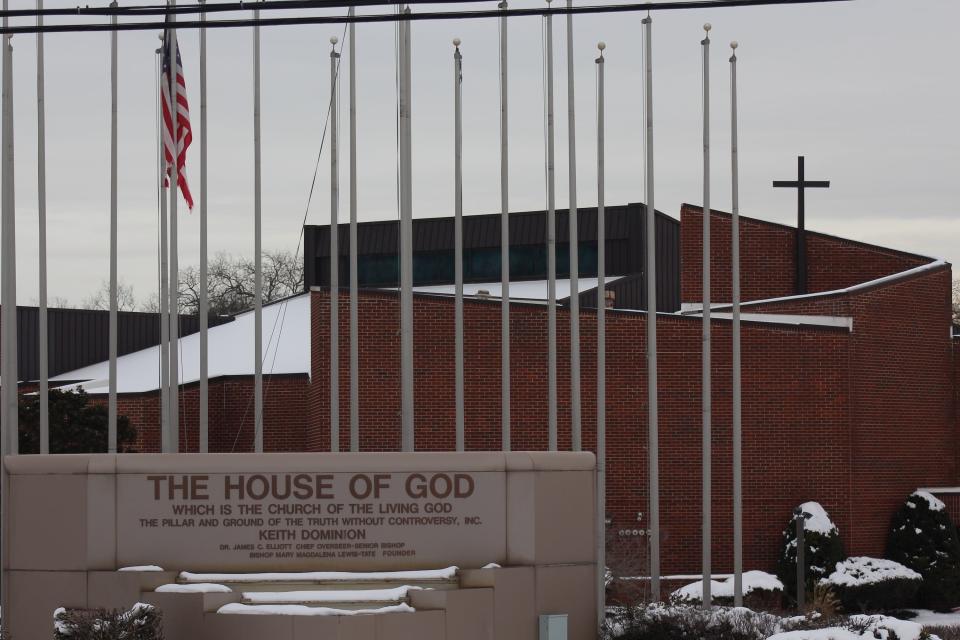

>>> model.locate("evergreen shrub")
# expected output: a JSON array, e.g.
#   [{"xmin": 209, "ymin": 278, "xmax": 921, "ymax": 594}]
[{"xmin": 887, "ymin": 491, "xmax": 960, "ymax": 612}]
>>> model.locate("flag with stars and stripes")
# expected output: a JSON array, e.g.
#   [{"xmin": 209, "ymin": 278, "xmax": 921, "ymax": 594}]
[{"xmin": 161, "ymin": 25, "xmax": 194, "ymax": 209}]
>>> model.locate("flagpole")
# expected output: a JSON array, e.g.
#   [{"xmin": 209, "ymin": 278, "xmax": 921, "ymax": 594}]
[
  {"xmin": 399, "ymin": 5, "xmax": 414, "ymax": 452},
  {"xmin": 701, "ymin": 22, "xmax": 712, "ymax": 608},
  {"xmin": 545, "ymin": 0, "xmax": 557, "ymax": 451},
  {"xmin": 566, "ymin": 0, "xmax": 580, "ymax": 452},
  {"xmin": 199, "ymin": 0, "xmax": 208, "ymax": 452},
  {"xmin": 642, "ymin": 13, "xmax": 660, "ymax": 601},
  {"xmin": 453, "ymin": 37, "xmax": 464, "ymax": 452},
  {"xmin": 730, "ymin": 39, "xmax": 743, "ymax": 608},
  {"xmin": 108, "ymin": 0, "xmax": 119, "ymax": 454},
  {"xmin": 0, "ymin": 7, "xmax": 17, "ymax": 621},
  {"xmin": 157, "ymin": 45, "xmax": 170, "ymax": 452},
  {"xmin": 168, "ymin": 3, "xmax": 180, "ymax": 453},
  {"xmin": 253, "ymin": 0, "xmax": 263, "ymax": 453},
  {"xmin": 498, "ymin": 0, "xmax": 510, "ymax": 453},
  {"xmin": 36, "ymin": 0, "xmax": 49, "ymax": 454},
  {"xmin": 348, "ymin": 7, "xmax": 359, "ymax": 453},
  {"xmin": 595, "ymin": 39, "xmax": 607, "ymax": 630},
  {"xmin": 330, "ymin": 35, "xmax": 340, "ymax": 453}
]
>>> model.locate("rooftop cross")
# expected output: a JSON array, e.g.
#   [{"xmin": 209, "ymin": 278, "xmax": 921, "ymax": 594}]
[{"xmin": 773, "ymin": 155, "xmax": 830, "ymax": 295}]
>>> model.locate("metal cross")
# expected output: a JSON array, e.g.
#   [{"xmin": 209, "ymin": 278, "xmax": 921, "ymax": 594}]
[{"xmin": 773, "ymin": 156, "xmax": 829, "ymax": 295}]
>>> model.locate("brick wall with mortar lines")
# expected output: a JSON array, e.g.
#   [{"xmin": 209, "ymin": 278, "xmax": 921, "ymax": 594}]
[
  {"xmin": 680, "ymin": 204, "xmax": 930, "ymax": 304},
  {"xmin": 98, "ymin": 374, "xmax": 310, "ymax": 453},
  {"xmin": 730, "ymin": 265, "xmax": 957, "ymax": 559},
  {"xmin": 309, "ymin": 288, "xmax": 855, "ymax": 575}
]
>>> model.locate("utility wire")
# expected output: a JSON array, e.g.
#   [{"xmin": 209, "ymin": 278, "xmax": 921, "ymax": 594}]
[{"xmin": 0, "ymin": 0, "xmax": 852, "ymax": 35}]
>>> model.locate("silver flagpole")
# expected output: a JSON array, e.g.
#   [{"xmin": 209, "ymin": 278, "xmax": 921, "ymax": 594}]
[
  {"xmin": 730, "ymin": 39, "xmax": 743, "ymax": 608},
  {"xmin": 199, "ymin": 0, "xmax": 208, "ymax": 453},
  {"xmin": 108, "ymin": 1, "xmax": 118, "ymax": 454},
  {"xmin": 701, "ymin": 22, "xmax": 712, "ymax": 608},
  {"xmin": 330, "ymin": 36, "xmax": 341, "ymax": 453},
  {"xmin": 566, "ymin": 0, "xmax": 580, "ymax": 452},
  {"xmin": 0, "ymin": 3, "xmax": 14, "ymax": 620},
  {"xmin": 595, "ymin": 39, "xmax": 606, "ymax": 630},
  {"xmin": 253, "ymin": 1, "xmax": 263, "ymax": 452},
  {"xmin": 454, "ymin": 37, "xmax": 464, "ymax": 452},
  {"xmin": 499, "ymin": 0, "xmax": 510, "ymax": 453},
  {"xmin": 399, "ymin": 6, "xmax": 414, "ymax": 452},
  {"xmin": 348, "ymin": 7, "xmax": 359, "ymax": 453},
  {"xmin": 157, "ymin": 46, "xmax": 170, "ymax": 452},
  {"xmin": 642, "ymin": 13, "xmax": 660, "ymax": 601},
  {"xmin": 36, "ymin": 0, "xmax": 49, "ymax": 454},
  {"xmin": 168, "ymin": 4, "xmax": 180, "ymax": 453},
  {"xmin": 545, "ymin": 0, "xmax": 557, "ymax": 451}
]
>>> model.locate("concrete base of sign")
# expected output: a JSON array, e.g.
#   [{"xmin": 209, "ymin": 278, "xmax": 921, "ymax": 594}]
[{"xmin": 5, "ymin": 451, "xmax": 597, "ymax": 640}]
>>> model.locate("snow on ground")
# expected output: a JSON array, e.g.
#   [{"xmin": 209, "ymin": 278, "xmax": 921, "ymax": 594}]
[
  {"xmin": 911, "ymin": 490, "xmax": 947, "ymax": 512},
  {"xmin": 217, "ymin": 603, "xmax": 415, "ymax": 616},
  {"xmin": 768, "ymin": 615, "xmax": 934, "ymax": 640},
  {"xmin": 907, "ymin": 609, "xmax": 960, "ymax": 627},
  {"xmin": 242, "ymin": 586, "xmax": 420, "ymax": 604},
  {"xmin": 181, "ymin": 566, "xmax": 458, "ymax": 583},
  {"xmin": 821, "ymin": 557, "xmax": 921, "ymax": 587},
  {"xmin": 156, "ymin": 583, "xmax": 232, "ymax": 594},
  {"xmin": 799, "ymin": 502, "xmax": 839, "ymax": 535},
  {"xmin": 672, "ymin": 570, "xmax": 783, "ymax": 601}
]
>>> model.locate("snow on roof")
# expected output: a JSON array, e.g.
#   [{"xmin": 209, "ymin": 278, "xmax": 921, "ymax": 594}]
[
  {"xmin": 408, "ymin": 277, "xmax": 622, "ymax": 301},
  {"xmin": 51, "ymin": 294, "xmax": 311, "ymax": 394},
  {"xmin": 821, "ymin": 557, "xmax": 920, "ymax": 588},
  {"xmin": 798, "ymin": 501, "xmax": 838, "ymax": 535},
  {"xmin": 686, "ymin": 259, "xmax": 948, "ymax": 313}
]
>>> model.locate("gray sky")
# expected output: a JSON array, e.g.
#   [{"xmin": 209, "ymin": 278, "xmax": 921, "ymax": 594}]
[{"xmin": 3, "ymin": 0, "xmax": 958, "ymax": 306}]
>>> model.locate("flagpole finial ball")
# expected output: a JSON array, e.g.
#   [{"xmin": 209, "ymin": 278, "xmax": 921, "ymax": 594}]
[
  {"xmin": 731, "ymin": 41, "xmax": 739, "ymax": 49},
  {"xmin": 597, "ymin": 41, "xmax": 606, "ymax": 51},
  {"xmin": 330, "ymin": 36, "xmax": 339, "ymax": 45},
  {"xmin": 453, "ymin": 37, "xmax": 461, "ymax": 47},
  {"xmin": 704, "ymin": 23, "xmax": 712, "ymax": 32}
]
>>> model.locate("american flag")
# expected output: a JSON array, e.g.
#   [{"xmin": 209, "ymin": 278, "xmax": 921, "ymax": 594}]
[{"xmin": 161, "ymin": 26, "xmax": 194, "ymax": 210}]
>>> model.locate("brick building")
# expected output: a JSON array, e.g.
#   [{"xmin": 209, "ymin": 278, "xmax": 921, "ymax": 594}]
[{"xmin": 50, "ymin": 203, "xmax": 960, "ymax": 581}]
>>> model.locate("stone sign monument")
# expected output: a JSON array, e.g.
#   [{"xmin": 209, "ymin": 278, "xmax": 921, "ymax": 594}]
[{"xmin": 6, "ymin": 451, "xmax": 598, "ymax": 640}]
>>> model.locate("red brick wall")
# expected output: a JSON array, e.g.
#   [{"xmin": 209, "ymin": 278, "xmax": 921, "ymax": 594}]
[
  {"xmin": 309, "ymin": 288, "xmax": 854, "ymax": 575},
  {"xmin": 103, "ymin": 374, "xmax": 310, "ymax": 453},
  {"xmin": 736, "ymin": 265, "xmax": 956, "ymax": 558},
  {"xmin": 680, "ymin": 204, "xmax": 930, "ymax": 303}
]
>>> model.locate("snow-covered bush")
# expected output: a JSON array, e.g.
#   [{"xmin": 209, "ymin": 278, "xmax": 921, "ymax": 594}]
[
  {"xmin": 820, "ymin": 556, "xmax": 922, "ymax": 612},
  {"xmin": 777, "ymin": 501, "xmax": 846, "ymax": 605},
  {"xmin": 53, "ymin": 603, "xmax": 162, "ymax": 640},
  {"xmin": 670, "ymin": 570, "xmax": 783, "ymax": 609},
  {"xmin": 604, "ymin": 603, "xmax": 785, "ymax": 640},
  {"xmin": 766, "ymin": 614, "xmax": 941, "ymax": 640},
  {"xmin": 887, "ymin": 490, "xmax": 960, "ymax": 612}
]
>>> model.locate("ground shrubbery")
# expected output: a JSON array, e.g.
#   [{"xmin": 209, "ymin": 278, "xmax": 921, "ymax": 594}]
[
  {"xmin": 18, "ymin": 388, "xmax": 137, "ymax": 454},
  {"xmin": 887, "ymin": 491, "xmax": 960, "ymax": 612},
  {"xmin": 670, "ymin": 570, "xmax": 783, "ymax": 610},
  {"xmin": 777, "ymin": 501, "xmax": 845, "ymax": 606},
  {"xmin": 54, "ymin": 604, "xmax": 162, "ymax": 640},
  {"xmin": 820, "ymin": 556, "xmax": 922, "ymax": 613}
]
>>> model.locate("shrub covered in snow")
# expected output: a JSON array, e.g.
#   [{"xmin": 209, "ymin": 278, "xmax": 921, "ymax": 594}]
[
  {"xmin": 777, "ymin": 501, "xmax": 846, "ymax": 605},
  {"xmin": 53, "ymin": 603, "xmax": 163, "ymax": 640},
  {"xmin": 887, "ymin": 491, "xmax": 960, "ymax": 612},
  {"xmin": 670, "ymin": 570, "xmax": 783, "ymax": 609},
  {"xmin": 820, "ymin": 556, "xmax": 922, "ymax": 613},
  {"xmin": 603, "ymin": 603, "xmax": 785, "ymax": 640},
  {"xmin": 766, "ymin": 614, "xmax": 941, "ymax": 640}
]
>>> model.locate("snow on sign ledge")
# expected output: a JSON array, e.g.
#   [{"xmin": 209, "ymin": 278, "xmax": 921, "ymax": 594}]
[
  {"xmin": 217, "ymin": 603, "xmax": 416, "ymax": 617},
  {"xmin": 156, "ymin": 583, "xmax": 233, "ymax": 594},
  {"xmin": 821, "ymin": 557, "xmax": 921, "ymax": 588}
]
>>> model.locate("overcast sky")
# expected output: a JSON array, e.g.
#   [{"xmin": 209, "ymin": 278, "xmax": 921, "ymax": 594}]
[{"xmin": 1, "ymin": 0, "xmax": 958, "ymax": 307}]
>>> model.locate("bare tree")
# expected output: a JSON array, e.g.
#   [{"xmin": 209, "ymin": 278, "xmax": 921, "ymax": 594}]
[
  {"xmin": 81, "ymin": 280, "xmax": 137, "ymax": 312},
  {"xmin": 178, "ymin": 250, "xmax": 303, "ymax": 316},
  {"xmin": 953, "ymin": 279, "xmax": 959, "ymax": 324}
]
